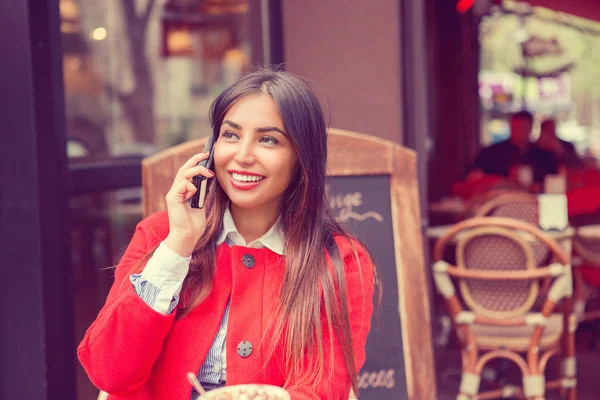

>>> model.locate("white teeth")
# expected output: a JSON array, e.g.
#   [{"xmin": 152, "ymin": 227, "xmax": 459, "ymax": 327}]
[{"xmin": 232, "ymin": 173, "xmax": 264, "ymax": 182}]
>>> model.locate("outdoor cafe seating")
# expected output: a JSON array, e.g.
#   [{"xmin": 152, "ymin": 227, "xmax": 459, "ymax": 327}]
[
  {"xmin": 431, "ymin": 217, "xmax": 576, "ymax": 400},
  {"xmin": 426, "ymin": 168, "xmax": 600, "ymax": 399}
]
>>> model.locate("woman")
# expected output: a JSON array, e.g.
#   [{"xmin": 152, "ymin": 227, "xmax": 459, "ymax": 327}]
[{"xmin": 78, "ymin": 69, "xmax": 378, "ymax": 400}]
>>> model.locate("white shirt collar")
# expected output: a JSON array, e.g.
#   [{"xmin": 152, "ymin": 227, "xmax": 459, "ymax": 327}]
[{"xmin": 217, "ymin": 207, "xmax": 285, "ymax": 255}]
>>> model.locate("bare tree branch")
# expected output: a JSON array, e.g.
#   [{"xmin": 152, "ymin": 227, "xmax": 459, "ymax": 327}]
[
  {"xmin": 120, "ymin": 0, "xmax": 156, "ymax": 27},
  {"xmin": 142, "ymin": 0, "xmax": 157, "ymax": 26},
  {"xmin": 108, "ymin": 0, "xmax": 158, "ymax": 144},
  {"xmin": 120, "ymin": 0, "xmax": 138, "ymax": 24},
  {"xmin": 104, "ymin": 83, "xmax": 127, "ymax": 100}
]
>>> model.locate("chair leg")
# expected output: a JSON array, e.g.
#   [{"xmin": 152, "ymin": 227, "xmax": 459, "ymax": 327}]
[
  {"xmin": 456, "ymin": 371, "xmax": 481, "ymax": 400},
  {"xmin": 560, "ymin": 356, "xmax": 577, "ymax": 400},
  {"xmin": 523, "ymin": 374, "xmax": 545, "ymax": 400},
  {"xmin": 558, "ymin": 385, "xmax": 577, "ymax": 400}
]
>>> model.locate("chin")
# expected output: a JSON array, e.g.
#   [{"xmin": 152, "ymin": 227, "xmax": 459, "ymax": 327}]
[
  {"xmin": 227, "ymin": 190, "xmax": 284, "ymax": 212},
  {"xmin": 224, "ymin": 191, "xmax": 262, "ymax": 210},
  {"xmin": 229, "ymin": 198, "xmax": 260, "ymax": 210}
]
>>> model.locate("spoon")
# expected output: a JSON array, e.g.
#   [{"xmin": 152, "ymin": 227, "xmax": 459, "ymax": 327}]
[{"xmin": 186, "ymin": 372, "xmax": 207, "ymax": 395}]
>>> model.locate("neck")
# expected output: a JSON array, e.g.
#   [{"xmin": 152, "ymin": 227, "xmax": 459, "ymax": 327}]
[{"xmin": 230, "ymin": 203, "xmax": 280, "ymax": 243}]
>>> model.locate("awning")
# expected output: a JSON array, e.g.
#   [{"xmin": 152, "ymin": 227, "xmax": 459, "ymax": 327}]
[{"xmin": 515, "ymin": 0, "xmax": 600, "ymax": 22}]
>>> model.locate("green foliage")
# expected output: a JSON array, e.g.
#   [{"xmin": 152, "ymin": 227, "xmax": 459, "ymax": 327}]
[{"xmin": 480, "ymin": 12, "xmax": 600, "ymax": 98}]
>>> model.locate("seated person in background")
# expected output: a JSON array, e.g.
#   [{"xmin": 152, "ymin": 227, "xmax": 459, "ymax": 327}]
[
  {"xmin": 466, "ymin": 111, "xmax": 558, "ymax": 184},
  {"xmin": 536, "ymin": 118, "xmax": 583, "ymax": 169}
]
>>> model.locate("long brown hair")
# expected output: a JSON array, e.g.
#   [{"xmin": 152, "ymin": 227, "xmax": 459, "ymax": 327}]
[{"xmin": 136, "ymin": 68, "xmax": 379, "ymax": 394}]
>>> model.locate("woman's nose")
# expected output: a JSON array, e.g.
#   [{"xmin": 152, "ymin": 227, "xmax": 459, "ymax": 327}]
[{"xmin": 234, "ymin": 140, "xmax": 256, "ymax": 165}]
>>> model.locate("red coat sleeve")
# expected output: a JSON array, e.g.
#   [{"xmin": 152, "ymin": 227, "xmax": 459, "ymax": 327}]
[
  {"xmin": 285, "ymin": 238, "xmax": 375, "ymax": 400},
  {"xmin": 77, "ymin": 212, "xmax": 176, "ymax": 396}
]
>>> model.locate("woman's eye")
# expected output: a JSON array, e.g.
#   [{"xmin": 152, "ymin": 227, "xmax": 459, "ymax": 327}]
[
  {"xmin": 259, "ymin": 136, "xmax": 279, "ymax": 145},
  {"xmin": 221, "ymin": 131, "xmax": 238, "ymax": 139}
]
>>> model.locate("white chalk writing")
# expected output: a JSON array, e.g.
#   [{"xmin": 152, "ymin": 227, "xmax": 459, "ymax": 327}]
[
  {"xmin": 357, "ymin": 369, "xmax": 396, "ymax": 389},
  {"xmin": 326, "ymin": 185, "xmax": 384, "ymax": 224}
]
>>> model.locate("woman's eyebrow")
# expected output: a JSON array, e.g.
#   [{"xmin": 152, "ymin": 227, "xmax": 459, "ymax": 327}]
[
  {"xmin": 223, "ymin": 120, "xmax": 286, "ymax": 136},
  {"xmin": 222, "ymin": 120, "xmax": 242, "ymax": 130},
  {"xmin": 256, "ymin": 126, "xmax": 287, "ymax": 136}
]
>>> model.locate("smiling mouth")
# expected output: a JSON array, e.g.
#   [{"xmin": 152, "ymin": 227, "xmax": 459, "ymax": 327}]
[
  {"xmin": 229, "ymin": 172, "xmax": 266, "ymax": 191},
  {"xmin": 231, "ymin": 172, "xmax": 265, "ymax": 182}
]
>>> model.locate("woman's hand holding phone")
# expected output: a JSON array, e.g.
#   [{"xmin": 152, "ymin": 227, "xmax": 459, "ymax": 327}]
[{"xmin": 163, "ymin": 152, "xmax": 214, "ymax": 257}]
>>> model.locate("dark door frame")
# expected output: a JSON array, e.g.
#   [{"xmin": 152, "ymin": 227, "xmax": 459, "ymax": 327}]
[
  {"xmin": 400, "ymin": 0, "xmax": 438, "ymax": 373},
  {"xmin": 401, "ymin": 0, "xmax": 430, "ymax": 230},
  {"xmin": 1, "ymin": 1, "xmax": 75, "ymax": 399}
]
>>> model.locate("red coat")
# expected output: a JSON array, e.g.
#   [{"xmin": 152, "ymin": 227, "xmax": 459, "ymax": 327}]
[{"xmin": 78, "ymin": 211, "xmax": 375, "ymax": 400}]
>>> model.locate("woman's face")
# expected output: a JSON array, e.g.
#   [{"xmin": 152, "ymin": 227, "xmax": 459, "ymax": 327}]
[{"xmin": 213, "ymin": 93, "xmax": 299, "ymax": 212}]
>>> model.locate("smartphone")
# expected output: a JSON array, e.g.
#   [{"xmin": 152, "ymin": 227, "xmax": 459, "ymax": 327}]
[{"xmin": 190, "ymin": 135, "xmax": 215, "ymax": 209}]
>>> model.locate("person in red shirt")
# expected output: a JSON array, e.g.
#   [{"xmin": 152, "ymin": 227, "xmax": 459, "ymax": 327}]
[{"xmin": 78, "ymin": 68, "xmax": 379, "ymax": 400}]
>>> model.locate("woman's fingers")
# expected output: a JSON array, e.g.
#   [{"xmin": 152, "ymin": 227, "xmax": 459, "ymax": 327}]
[
  {"xmin": 179, "ymin": 152, "xmax": 210, "ymax": 172},
  {"xmin": 166, "ymin": 152, "xmax": 214, "ymax": 205},
  {"xmin": 180, "ymin": 165, "xmax": 215, "ymax": 181},
  {"xmin": 164, "ymin": 154, "xmax": 211, "ymax": 248},
  {"xmin": 166, "ymin": 178, "xmax": 195, "ymax": 203},
  {"xmin": 183, "ymin": 181, "xmax": 197, "ymax": 201}
]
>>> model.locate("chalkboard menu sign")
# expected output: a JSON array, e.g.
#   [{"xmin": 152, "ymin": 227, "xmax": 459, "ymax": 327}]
[
  {"xmin": 143, "ymin": 128, "xmax": 436, "ymax": 400},
  {"xmin": 326, "ymin": 175, "xmax": 407, "ymax": 398},
  {"xmin": 325, "ymin": 129, "xmax": 435, "ymax": 400}
]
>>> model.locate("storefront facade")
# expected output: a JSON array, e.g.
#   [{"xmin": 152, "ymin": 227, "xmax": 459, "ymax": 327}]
[{"xmin": 3, "ymin": 1, "xmax": 434, "ymax": 399}]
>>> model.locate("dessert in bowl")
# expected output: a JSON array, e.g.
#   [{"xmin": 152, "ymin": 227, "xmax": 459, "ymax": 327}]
[{"xmin": 199, "ymin": 384, "xmax": 290, "ymax": 400}]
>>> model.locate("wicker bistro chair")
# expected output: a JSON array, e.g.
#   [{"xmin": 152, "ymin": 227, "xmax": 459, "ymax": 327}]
[
  {"xmin": 474, "ymin": 193, "xmax": 539, "ymax": 226},
  {"xmin": 572, "ymin": 226, "xmax": 600, "ymax": 322},
  {"xmin": 473, "ymin": 193, "xmax": 552, "ymax": 269},
  {"xmin": 432, "ymin": 217, "xmax": 576, "ymax": 400},
  {"xmin": 463, "ymin": 188, "xmax": 530, "ymax": 218}
]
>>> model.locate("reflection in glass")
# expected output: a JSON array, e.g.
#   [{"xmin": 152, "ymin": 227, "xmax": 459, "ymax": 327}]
[
  {"xmin": 61, "ymin": 0, "xmax": 254, "ymax": 160},
  {"xmin": 60, "ymin": 1, "xmax": 261, "ymax": 397}
]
